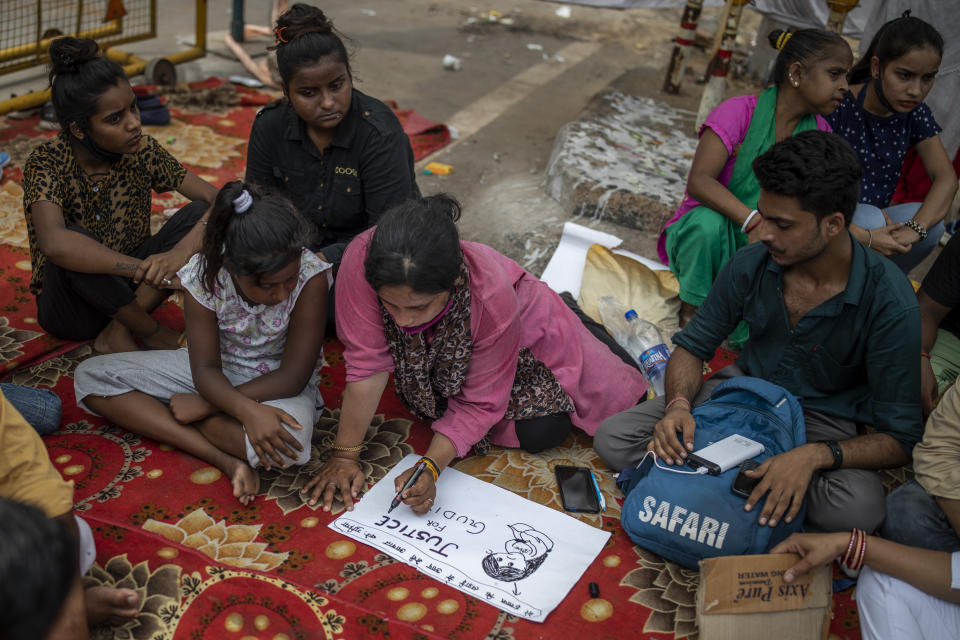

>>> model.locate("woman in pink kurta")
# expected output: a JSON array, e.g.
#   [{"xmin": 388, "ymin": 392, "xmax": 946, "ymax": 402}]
[{"xmin": 303, "ymin": 195, "xmax": 647, "ymax": 513}]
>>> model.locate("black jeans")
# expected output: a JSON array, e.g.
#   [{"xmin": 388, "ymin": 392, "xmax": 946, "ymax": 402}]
[
  {"xmin": 515, "ymin": 413, "xmax": 574, "ymax": 453},
  {"xmin": 36, "ymin": 201, "xmax": 206, "ymax": 341}
]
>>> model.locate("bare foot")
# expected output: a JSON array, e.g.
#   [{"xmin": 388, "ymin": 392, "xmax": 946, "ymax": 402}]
[
  {"xmin": 93, "ymin": 321, "xmax": 140, "ymax": 354},
  {"xmin": 227, "ymin": 458, "xmax": 260, "ymax": 505},
  {"xmin": 142, "ymin": 324, "xmax": 183, "ymax": 350},
  {"xmin": 84, "ymin": 585, "xmax": 140, "ymax": 626}
]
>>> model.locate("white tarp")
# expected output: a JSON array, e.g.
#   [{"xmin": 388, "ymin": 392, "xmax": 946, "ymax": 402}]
[{"xmin": 329, "ymin": 454, "xmax": 610, "ymax": 623}]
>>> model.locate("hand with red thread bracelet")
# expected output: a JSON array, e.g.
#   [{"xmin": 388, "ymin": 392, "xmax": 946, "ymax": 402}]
[{"xmin": 664, "ymin": 396, "xmax": 691, "ymax": 414}]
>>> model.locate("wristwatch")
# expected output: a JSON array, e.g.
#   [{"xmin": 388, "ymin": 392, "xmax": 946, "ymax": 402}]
[{"xmin": 823, "ymin": 440, "xmax": 843, "ymax": 470}]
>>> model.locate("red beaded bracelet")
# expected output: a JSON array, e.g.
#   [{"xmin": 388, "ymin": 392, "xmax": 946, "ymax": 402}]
[
  {"xmin": 841, "ymin": 529, "xmax": 857, "ymax": 566},
  {"xmin": 840, "ymin": 529, "xmax": 867, "ymax": 572},
  {"xmin": 850, "ymin": 531, "xmax": 867, "ymax": 571}
]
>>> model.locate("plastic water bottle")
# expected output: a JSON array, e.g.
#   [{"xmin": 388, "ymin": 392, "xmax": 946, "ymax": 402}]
[
  {"xmin": 623, "ymin": 310, "xmax": 670, "ymax": 396},
  {"xmin": 596, "ymin": 296, "xmax": 632, "ymax": 347}
]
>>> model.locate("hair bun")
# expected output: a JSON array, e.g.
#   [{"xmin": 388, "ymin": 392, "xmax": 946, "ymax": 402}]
[
  {"xmin": 48, "ymin": 37, "xmax": 99, "ymax": 75},
  {"xmin": 274, "ymin": 3, "xmax": 333, "ymax": 44},
  {"xmin": 767, "ymin": 29, "xmax": 792, "ymax": 51}
]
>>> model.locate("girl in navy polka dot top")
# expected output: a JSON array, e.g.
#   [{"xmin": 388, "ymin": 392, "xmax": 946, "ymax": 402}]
[{"xmin": 827, "ymin": 12, "xmax": 957, "ymax": 274}]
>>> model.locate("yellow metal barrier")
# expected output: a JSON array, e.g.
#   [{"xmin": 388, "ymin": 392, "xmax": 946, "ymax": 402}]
[{"xmin": 0, "ymin": 0, "xmax": 207, "ymax": 115}]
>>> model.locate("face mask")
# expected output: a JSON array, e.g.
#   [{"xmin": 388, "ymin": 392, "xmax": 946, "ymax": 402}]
[
  {"xmin": 872, "ymin": 74, "xmax": 900, "ymax": 115},
  {"xmin": 73, "ymin": 121, "xmax": 123, "ymax": 164},
  {"xmin": 400, "ymin": 293, "xmax": 455, "ymax": 335}
]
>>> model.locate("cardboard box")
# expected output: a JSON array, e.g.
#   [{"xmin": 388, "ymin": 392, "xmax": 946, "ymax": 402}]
[{"xmin": 696, "ymin": 554, "xmax": 832, "ymax": 640}]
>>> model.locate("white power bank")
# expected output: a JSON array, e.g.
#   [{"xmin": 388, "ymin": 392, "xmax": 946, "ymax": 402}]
[{"xmin": 685, "ymin": 434, "xmax": 765, "ymax": 475}]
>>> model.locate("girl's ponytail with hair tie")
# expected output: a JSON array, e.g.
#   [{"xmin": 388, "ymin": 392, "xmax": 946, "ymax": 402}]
[
  {"xmin": 776, "ymin": 31, "xmax": 792, "ymax": 51},
  {"xmin": 233, "ymin": 189, "xmax": 254, "ymax": 214}
]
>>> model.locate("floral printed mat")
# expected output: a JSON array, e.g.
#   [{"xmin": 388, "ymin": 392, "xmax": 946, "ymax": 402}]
[{"xmin": 17, "ymin": 337, "xmax": 859, "ymax": 640}]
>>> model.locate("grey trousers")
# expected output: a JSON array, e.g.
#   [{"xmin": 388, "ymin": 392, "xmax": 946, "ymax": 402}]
[
  {"xmin": 881, "ymin": 480, "xmax": 960, "ymax": 552},
  {"xmin": 75, "ymin": 348, "xmax": 319, "ymax": 468},
  {"xmin": 594, "ymin": 366, "xmax": 886, "ymax": 533}
]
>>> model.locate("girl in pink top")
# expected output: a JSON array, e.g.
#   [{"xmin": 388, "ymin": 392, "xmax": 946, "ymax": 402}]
[{"xmin": 303, "ymin": 194, "xmax": 647, "ymax": 513}]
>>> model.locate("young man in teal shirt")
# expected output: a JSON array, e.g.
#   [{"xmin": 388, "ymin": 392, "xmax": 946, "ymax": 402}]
[{"xmin": 596, "ymin": 130, "xmax": 921, "ymax": 533}]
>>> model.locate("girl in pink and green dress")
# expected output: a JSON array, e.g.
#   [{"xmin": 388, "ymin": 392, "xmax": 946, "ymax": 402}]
[{"xmin": 659, "ymin": 29, "xmax": 852, "ymax": 341}]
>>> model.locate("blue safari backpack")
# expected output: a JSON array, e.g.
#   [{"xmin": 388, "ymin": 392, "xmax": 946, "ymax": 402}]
[{"xmin": 617, "ymin": 377, "xmax": 806, "ymax": 569}]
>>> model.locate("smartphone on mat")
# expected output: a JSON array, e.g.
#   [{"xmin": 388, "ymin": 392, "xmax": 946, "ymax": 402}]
[
  {"xmin": 555, "ymin": 465, "xmax": 601, "ymax": 513},
  {"xmin": 731, "ymin": 459, "xmax": 762, "ymax": 499}
]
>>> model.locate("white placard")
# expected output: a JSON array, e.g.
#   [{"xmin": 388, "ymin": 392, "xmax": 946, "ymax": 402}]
[
  {"xmin": 540, "ymin": 221, "xmax": 622, "ymax": 297},
  {"xmin": 540, "ymin": 222, "xmax": 669, "ymax": 298},
  {"xmin": 329, "ymin": 454, "xmax": 610, "ymax": 623},
  {"xmin": 611, "ymin": 247, "xmax": 670, "ymax": 272}
]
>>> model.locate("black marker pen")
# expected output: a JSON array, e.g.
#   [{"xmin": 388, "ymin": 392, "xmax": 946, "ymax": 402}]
[{"xmin": 388, "ymin": 460, "xmax": 427, "ymax": 514}]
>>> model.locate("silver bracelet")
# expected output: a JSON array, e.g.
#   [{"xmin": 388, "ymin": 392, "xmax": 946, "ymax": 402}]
[
  {"xmin": 904, "ymin": 219, "xmax": 927, "ymax": 240},
  {"xmin": 867, "ymin": 227, "xmax": 873, "ymax": 248},
  {"xmin": 740, "ymin": 209, "xmax": 760, "ymax": 234}
]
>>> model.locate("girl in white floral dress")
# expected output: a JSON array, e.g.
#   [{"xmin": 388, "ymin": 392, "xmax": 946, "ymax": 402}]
[{"xmin": 75, "ymin": 181, "xmax": 332, "ymax": 505}]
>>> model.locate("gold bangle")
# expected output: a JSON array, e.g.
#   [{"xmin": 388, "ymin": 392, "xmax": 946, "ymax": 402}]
[{"xmin": 331, "ymin": 443, "xmax": 364, "ymax": 452}]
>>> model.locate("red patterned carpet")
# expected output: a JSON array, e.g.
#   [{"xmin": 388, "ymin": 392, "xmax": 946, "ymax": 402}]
[{"xmin": 0, "ymin": 80, "xmax": 861, "ymax": 639}]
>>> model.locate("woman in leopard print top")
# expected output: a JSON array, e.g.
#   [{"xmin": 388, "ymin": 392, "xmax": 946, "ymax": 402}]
[{"xmin": 22, "ymin": 37, "xmax": 218, "ymax": 354}]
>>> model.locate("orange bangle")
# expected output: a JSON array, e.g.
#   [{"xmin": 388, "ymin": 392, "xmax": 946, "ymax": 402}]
[
  {"xmin": 418, "ymin": 456, "xmax": 440, "ymax": 482},
  {"xmin": 921, "ymin": 351, "xmax": 931, "ymax": 359}
]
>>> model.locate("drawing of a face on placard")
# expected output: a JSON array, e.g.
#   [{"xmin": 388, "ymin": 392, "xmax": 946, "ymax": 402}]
[
  {"xmin": 329, "ymin": 454, "xmax": 609, "ymax": 623},
  {"xmin": 482, "ymin": 523, "xmax": 554, "ymax": 589}
]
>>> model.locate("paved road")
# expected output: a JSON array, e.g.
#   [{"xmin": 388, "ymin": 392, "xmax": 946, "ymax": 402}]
[{"xmin": 3, "ymin": 0, "xmax": 759, "ymax": 275}]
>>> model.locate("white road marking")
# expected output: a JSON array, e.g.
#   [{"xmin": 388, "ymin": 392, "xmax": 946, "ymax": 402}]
[{"xmin": 416, "ymin": 41, "xmax": 603, "ymax": 166}]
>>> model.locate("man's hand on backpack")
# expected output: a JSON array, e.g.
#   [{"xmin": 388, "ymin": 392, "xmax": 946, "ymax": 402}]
[
  {"xmin": 741, "ymin": 445, "xmax": 822, "ymax": 526},
  {"xmin": 649, "ymin": 406, "xmax": 696, "ymax": 465}
]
